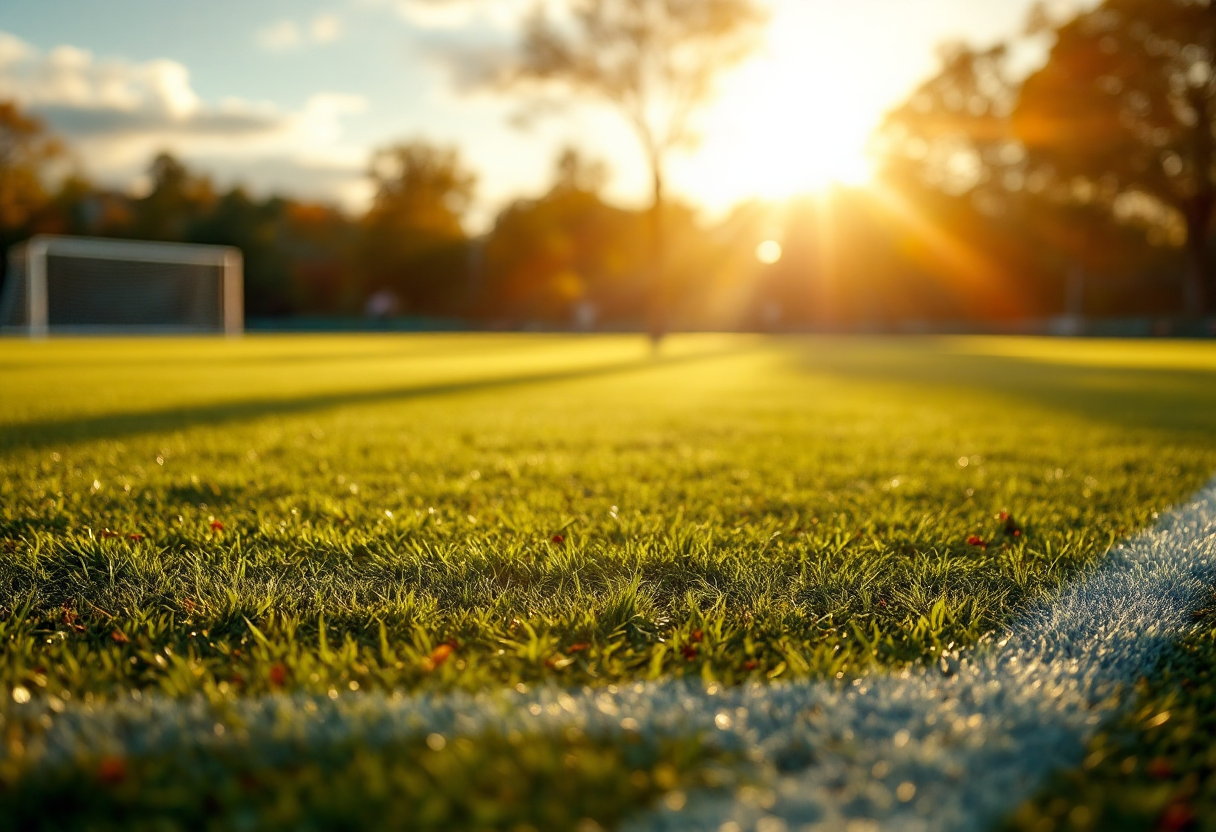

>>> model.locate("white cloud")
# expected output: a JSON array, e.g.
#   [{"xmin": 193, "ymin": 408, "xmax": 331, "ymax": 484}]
[
  {"xmin": 310, "ymin": 14, "xmax": 344, "ymax": 44},
  {"xmin": 258, "ymin": 20, "xmax": 303, "ymax": 51},
  {"xmin": 380, "ymin": 0, "xmax": 539, "ymax": 31},
  {"xmin": 0, "ymin": 30, "xmax": 370, "ymax": 207},
  {"xmin": 258, "ymin": 14, "xmax": 344, "ymax": 51}
]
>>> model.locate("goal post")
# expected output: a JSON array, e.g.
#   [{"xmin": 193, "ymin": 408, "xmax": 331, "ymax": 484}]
[{"xmin": 0, "ymin": 235, "xmax": 243, "ymax": 336}]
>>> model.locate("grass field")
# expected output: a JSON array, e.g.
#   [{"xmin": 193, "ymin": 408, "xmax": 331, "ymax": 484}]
[{"xmin": 3, "ymin": 334, "xmax": 1216, "ymax": 830}]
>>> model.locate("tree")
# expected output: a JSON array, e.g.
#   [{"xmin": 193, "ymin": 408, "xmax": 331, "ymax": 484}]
[
  {"xmin": 189, "ymin": 188, "xmax": 295, "ymax": 317},
  {"xmin": 510, "ymin": 0, "xmax": 767, "ymax": 341},
  {"xmin": 484, "ymin": 147, "xmax": 646, "ymax": 324},
  {"xmin": 1015, "ymin": 0, "xmax": 1216, "ymax": 316},
  {"xmin": 878, "ymin": 44, "xmax": 1022, "ymax": 201},
  {"xmin": 0, "ymin": 100, "xmax": 62, "ymax": 233},
  {"xmin": 357, "ymin": 141, "xmax": 477, "ymax": 314},
  {"xmin": 130, "ymin": 152, "xmax": 215, "ymax": 241}
]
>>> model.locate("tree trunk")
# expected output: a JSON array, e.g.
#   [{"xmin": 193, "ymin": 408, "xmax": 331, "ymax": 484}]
[
  {"xmin": 1184, "ymin": 81, "xmax": 1214, "ymax": 318},
  {"xmin": 646, "ymin": 159, "xmax": 667, "ymax": 346},
  {"xmin": 1183, "ymin": 198, "xmax": 1213, "ymax": 319}
]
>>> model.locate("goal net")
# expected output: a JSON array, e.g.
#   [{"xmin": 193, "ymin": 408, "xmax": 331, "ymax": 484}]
[{"xmin": 0, "ymin": 236, "xmax": 243, "ymax": 336}]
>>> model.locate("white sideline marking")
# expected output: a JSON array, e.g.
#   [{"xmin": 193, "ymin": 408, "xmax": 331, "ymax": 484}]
[{"xmin": 6, "ymin": 482, "xmax": 1216, "ymax": 831}]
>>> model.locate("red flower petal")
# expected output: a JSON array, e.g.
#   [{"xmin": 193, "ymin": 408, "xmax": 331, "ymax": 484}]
[
  {"xmin": 551, "ymin": 534, "xmax": 565, "ymax": 544},
  {"xmin": 268, "ymin": 663, "xmax": 288, "ymax": 687},
  {"xmin": 966, "ymin": 535, "xmax": 986, "ymax": 547},
  {"xmin": 209, "ymin": 520, "xmax": 225, "ymax": 531}
]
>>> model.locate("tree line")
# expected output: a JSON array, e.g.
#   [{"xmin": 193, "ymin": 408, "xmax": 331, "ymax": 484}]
[{"xmin": 3, "ymin": 0, "xmax": 1216, "ymax": 327}]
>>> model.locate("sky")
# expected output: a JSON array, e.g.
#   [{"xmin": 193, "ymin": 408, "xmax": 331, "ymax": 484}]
[{"xmin": 0, "ymin": 0, "xmax": 1089, "ymax": 229}]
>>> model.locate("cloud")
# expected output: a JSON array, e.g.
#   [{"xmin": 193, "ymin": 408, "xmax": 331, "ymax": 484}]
[
  {"xmin": 257, "ymin": 14, "xmax": 344, "ymax": 51},
  {"xmin": 0, "ymin": 30, "xmax": 370, "ymax": 207},
  {"xmin": 310, "ymin": 14, "xmax": 344, "ymax": 44},
  {"xmin": 373, "ymin": 0, "xmax": 540, "ymax": 32},
  {"xmin": 258, "ymin": 20, "xmax": 303, "ymax": 51}
]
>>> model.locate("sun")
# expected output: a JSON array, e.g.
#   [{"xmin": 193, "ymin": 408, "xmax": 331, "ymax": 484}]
[
  {"xmin": 696, "ymin": 56, "xmax": 876, "ymax": 201},
  {"xmin": 673, "ymin": 6, "xmax": 887, "ymax": 210}
]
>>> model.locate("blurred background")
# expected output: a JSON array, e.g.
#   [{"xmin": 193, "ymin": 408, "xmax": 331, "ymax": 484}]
[{"xmin": 2, "ymin": 0, "xmax": 1215, "ymax": 336}]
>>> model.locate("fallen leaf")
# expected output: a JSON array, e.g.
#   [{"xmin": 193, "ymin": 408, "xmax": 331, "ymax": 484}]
[
  {"xmin": 268, "ymin": 664, "xmax": 288, "ymax": 687},
  {"xmin": 423, "ymin": 642, "xmax": 456, "ymax": 671},
  {"xmin": 1146, "ymin": 757, "xmax": 1174, "ymax": 779},
  {"xmin": 97, "ymin": 756, "xmax": 127, "ymax": 785},
  {"xmin": 1158, "ymin": 802, "xmax": 1195, "ymax": 831}
]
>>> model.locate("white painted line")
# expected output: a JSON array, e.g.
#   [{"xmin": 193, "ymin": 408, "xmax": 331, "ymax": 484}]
[
  {"xmin": 629, "ymin": 478, "xmax": 1216, "ymax": 831},
  {"xmin": 6, "ymin": 481, "xmax": 1216, "ymax": 832}
]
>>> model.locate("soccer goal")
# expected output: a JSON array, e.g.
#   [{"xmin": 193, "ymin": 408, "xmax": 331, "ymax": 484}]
[{"xmin": 0, "ymin": 235, "xmax": 243, "ymax": 336}]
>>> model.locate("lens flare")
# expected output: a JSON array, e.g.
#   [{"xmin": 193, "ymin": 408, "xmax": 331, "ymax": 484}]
[{"xmin": 756, "ymin": 240, "xmax": 784, "ymax": 264}]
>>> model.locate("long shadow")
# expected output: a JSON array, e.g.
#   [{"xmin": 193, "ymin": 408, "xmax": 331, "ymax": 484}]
[
  {"xmin": 796, "ymin": 339, "xmax": 1216, "ymax": 438},
  {"xmin": 0, "ymin": 349, "xmax": 740, "ymax": 452},
  {"xmin": 0, "ymin": 334, "xmax": 578, "ymax": 372}
]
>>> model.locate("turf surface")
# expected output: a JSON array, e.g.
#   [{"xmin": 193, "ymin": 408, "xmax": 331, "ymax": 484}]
[{"xmin": 2, "ymin": 334, "xmax": 1216, "ymax": 830}]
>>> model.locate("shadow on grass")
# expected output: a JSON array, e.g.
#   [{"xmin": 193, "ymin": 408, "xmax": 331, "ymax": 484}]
[
  {"xmin": 796, "ymin": 338, "xmax": 1216, "ymax": 439},
  {"xmin": 0, "ymin": 334, "xmax": 573, "ymax": 372},
  {"xmin": 0, "ymin": 348, "xmax": 740, "ymax": 452}
]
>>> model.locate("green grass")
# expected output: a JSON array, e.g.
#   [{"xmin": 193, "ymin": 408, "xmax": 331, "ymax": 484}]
[
  {"xmin": 3, "ymin": 333, "xmax": 1216, "ymax": 830},
  {"xmin": 1004, "ymin": 595, "xmax": 1216, "ymax": 832}
]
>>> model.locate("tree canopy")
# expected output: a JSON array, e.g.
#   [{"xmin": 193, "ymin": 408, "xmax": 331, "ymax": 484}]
[
  {"xmin": 0, "ymin": 100, "xmax": 62, "ymax": 233},
  {"xmin": 1015, "ymin": 0, "xmax": 1216, "ymax": 315},
  {"xmin": 510, "ymin": 0, "xmax": 768, "ymax": 338}
]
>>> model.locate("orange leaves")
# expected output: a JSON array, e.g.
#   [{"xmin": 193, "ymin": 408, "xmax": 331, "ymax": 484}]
[
  {"xmin": 422, "ymin": 641, "xmax": 457, "ymax": 672},
  {"xmin": 61, "ymin": 604, "xmax": 85, "ymax": 633}
]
